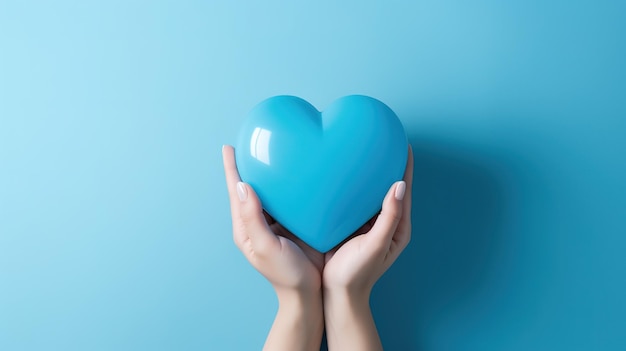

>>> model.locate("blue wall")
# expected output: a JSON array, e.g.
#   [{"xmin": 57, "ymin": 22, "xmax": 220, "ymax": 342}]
[{"xmin": 1, "ymin": 1, "xmax": 624, "ymax": 350}]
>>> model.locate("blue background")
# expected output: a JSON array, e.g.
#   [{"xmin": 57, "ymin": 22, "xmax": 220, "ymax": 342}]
[{"xmin": 0, "ymin": 1, "xmax": 624, "ymax": 350}]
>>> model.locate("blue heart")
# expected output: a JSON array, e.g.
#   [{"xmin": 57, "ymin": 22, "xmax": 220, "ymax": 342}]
[{"xmin": 236, "ymin": 95, "xmax": 408, "ymax": 252}]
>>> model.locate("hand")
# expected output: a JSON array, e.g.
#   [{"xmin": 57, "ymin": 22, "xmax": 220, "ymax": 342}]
[
  {"xmin": 222, "ymin": 145, "xmax": 323, "ymax": 292},
  {"xmin": 322, "ymin": 146, "xmax": 414, "ymax": 351},
  {"xmin": 324, "ymin": 145, "xmax": 413, "ymax": 294},
  {"xmin": 222, "ymin": 145, "xmax": 324, "ymax": 351}
]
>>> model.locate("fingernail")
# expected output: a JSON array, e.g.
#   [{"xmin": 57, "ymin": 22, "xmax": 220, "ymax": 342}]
[
  {"xmin": 237, "ymin": 182, "xmax": 248, "ymax": 201},
  {"xmin": 395, "ymin": 181, "xmax": 406, "ymax": 201}
]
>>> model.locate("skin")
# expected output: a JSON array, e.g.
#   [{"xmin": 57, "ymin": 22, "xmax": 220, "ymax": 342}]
[
  {"xmin": 323, "ymin": 147, "xmax": 414, "ymax": 351},
  {"xmin": 222, "ymin": 145, "xmax": 414, "ymax": 351}
]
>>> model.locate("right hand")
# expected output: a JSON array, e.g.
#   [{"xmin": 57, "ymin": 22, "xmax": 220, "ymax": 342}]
[{"xmin": 323, "ymin": 146, "xmax": 414, "ymax": 296}]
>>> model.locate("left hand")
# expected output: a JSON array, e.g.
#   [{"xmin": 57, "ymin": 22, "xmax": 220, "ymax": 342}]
[{"xmin": 222, "ymin": 145, "xmax": 323, "ymax": 293}]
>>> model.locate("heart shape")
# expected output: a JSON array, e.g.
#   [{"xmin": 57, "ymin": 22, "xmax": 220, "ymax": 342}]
[{"xmin": 235, "ymin": 95, "xmax": 408, "ymax": 252}]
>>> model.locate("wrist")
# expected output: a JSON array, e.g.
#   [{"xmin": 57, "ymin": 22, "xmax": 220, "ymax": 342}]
[
  {"xmin": 275, "ymin": 286, "xmax": 322, "ymax": 308},
  {"xmin": 271, "ymin": 287, "xmax": 324, "ymax": 350},
  {"xmin": 323, "ymin": 286, "xmax": 382, "ymax": 351},
  {"xmin": 275, "ymin": 286, "xmax": 324, "ymax": 329},
  {"xmin": 323, "ymin": 283, "xmax": 372, "ymax": 303},
  {"xmin": 263, "ymin": 287, "xmax": 323, "ymax": 351},
  {"xmin": 323, "ymin": 286, "xmax": 371, "ymax": 313}
]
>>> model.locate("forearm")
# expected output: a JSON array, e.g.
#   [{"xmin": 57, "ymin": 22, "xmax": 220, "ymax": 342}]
[
  {"xmin": 324, "ymin": 288, "xmax": 383, "ymax": 351},
  {"xmin": 263, "ymin": 288, "xmax": 324, "ymax": 351}
]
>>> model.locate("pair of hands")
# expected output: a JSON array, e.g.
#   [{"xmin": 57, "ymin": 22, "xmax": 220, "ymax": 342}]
[{"xmin": 222, "ymin": 145, "xmax": 414, "ymax": 350}]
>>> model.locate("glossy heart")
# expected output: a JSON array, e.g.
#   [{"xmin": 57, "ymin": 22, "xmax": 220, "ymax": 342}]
[{"xmin": 235, "ymin": 95, "xmax": 408, "ymax": 252}]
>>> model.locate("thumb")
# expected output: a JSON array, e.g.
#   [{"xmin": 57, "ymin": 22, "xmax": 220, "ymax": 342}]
[
  {"xmin": 368, "ymin": 181, "xmax": 406, "ymax": 249},
  {"xmin": 235, "ymin": 182, "xmax": 279, "ymax": 253}
]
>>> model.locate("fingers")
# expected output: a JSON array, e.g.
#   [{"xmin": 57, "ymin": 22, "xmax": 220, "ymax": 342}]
[
  {"xmin": 222, "ymin": 145, "xmax": 242, "ymax": 209},
  {"xmin": 366, "ymin": 145, "xmax": 414, "ymax": 253},
  {"xmin": 402, "ymin": 146, "xmax": 414, "ymax": 216},
  {"xmin": 397, "ymin": 145, "xmax": 414, "ymax": 234},
  {"xmin": 368, "ymin": 180, "xmax": 405, "ymax": 250},
  {"xmin": 263, "ymin": 210, "xmax": 277, "ymax": 225},
  {"xmin": 236, "ymin": 182, "xmax": 280, "ymax": 254},
  {"xmin": 223, "ymin": 144, "xmax": 414, "ymax": 260},
  {"xmin": 222, "ymin": 145, "xmax": 246, "ymax": 246},
  {"xmin": 391, "ymin": 146, "xmax": 414, "ymax": 252},
  {"xmin": 222, "ymin": 145, "xmax": 278, "ymax": 253},
  {"xmin": 236, "ymin": 182, "xmax": 277, "ymax": 248}
]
